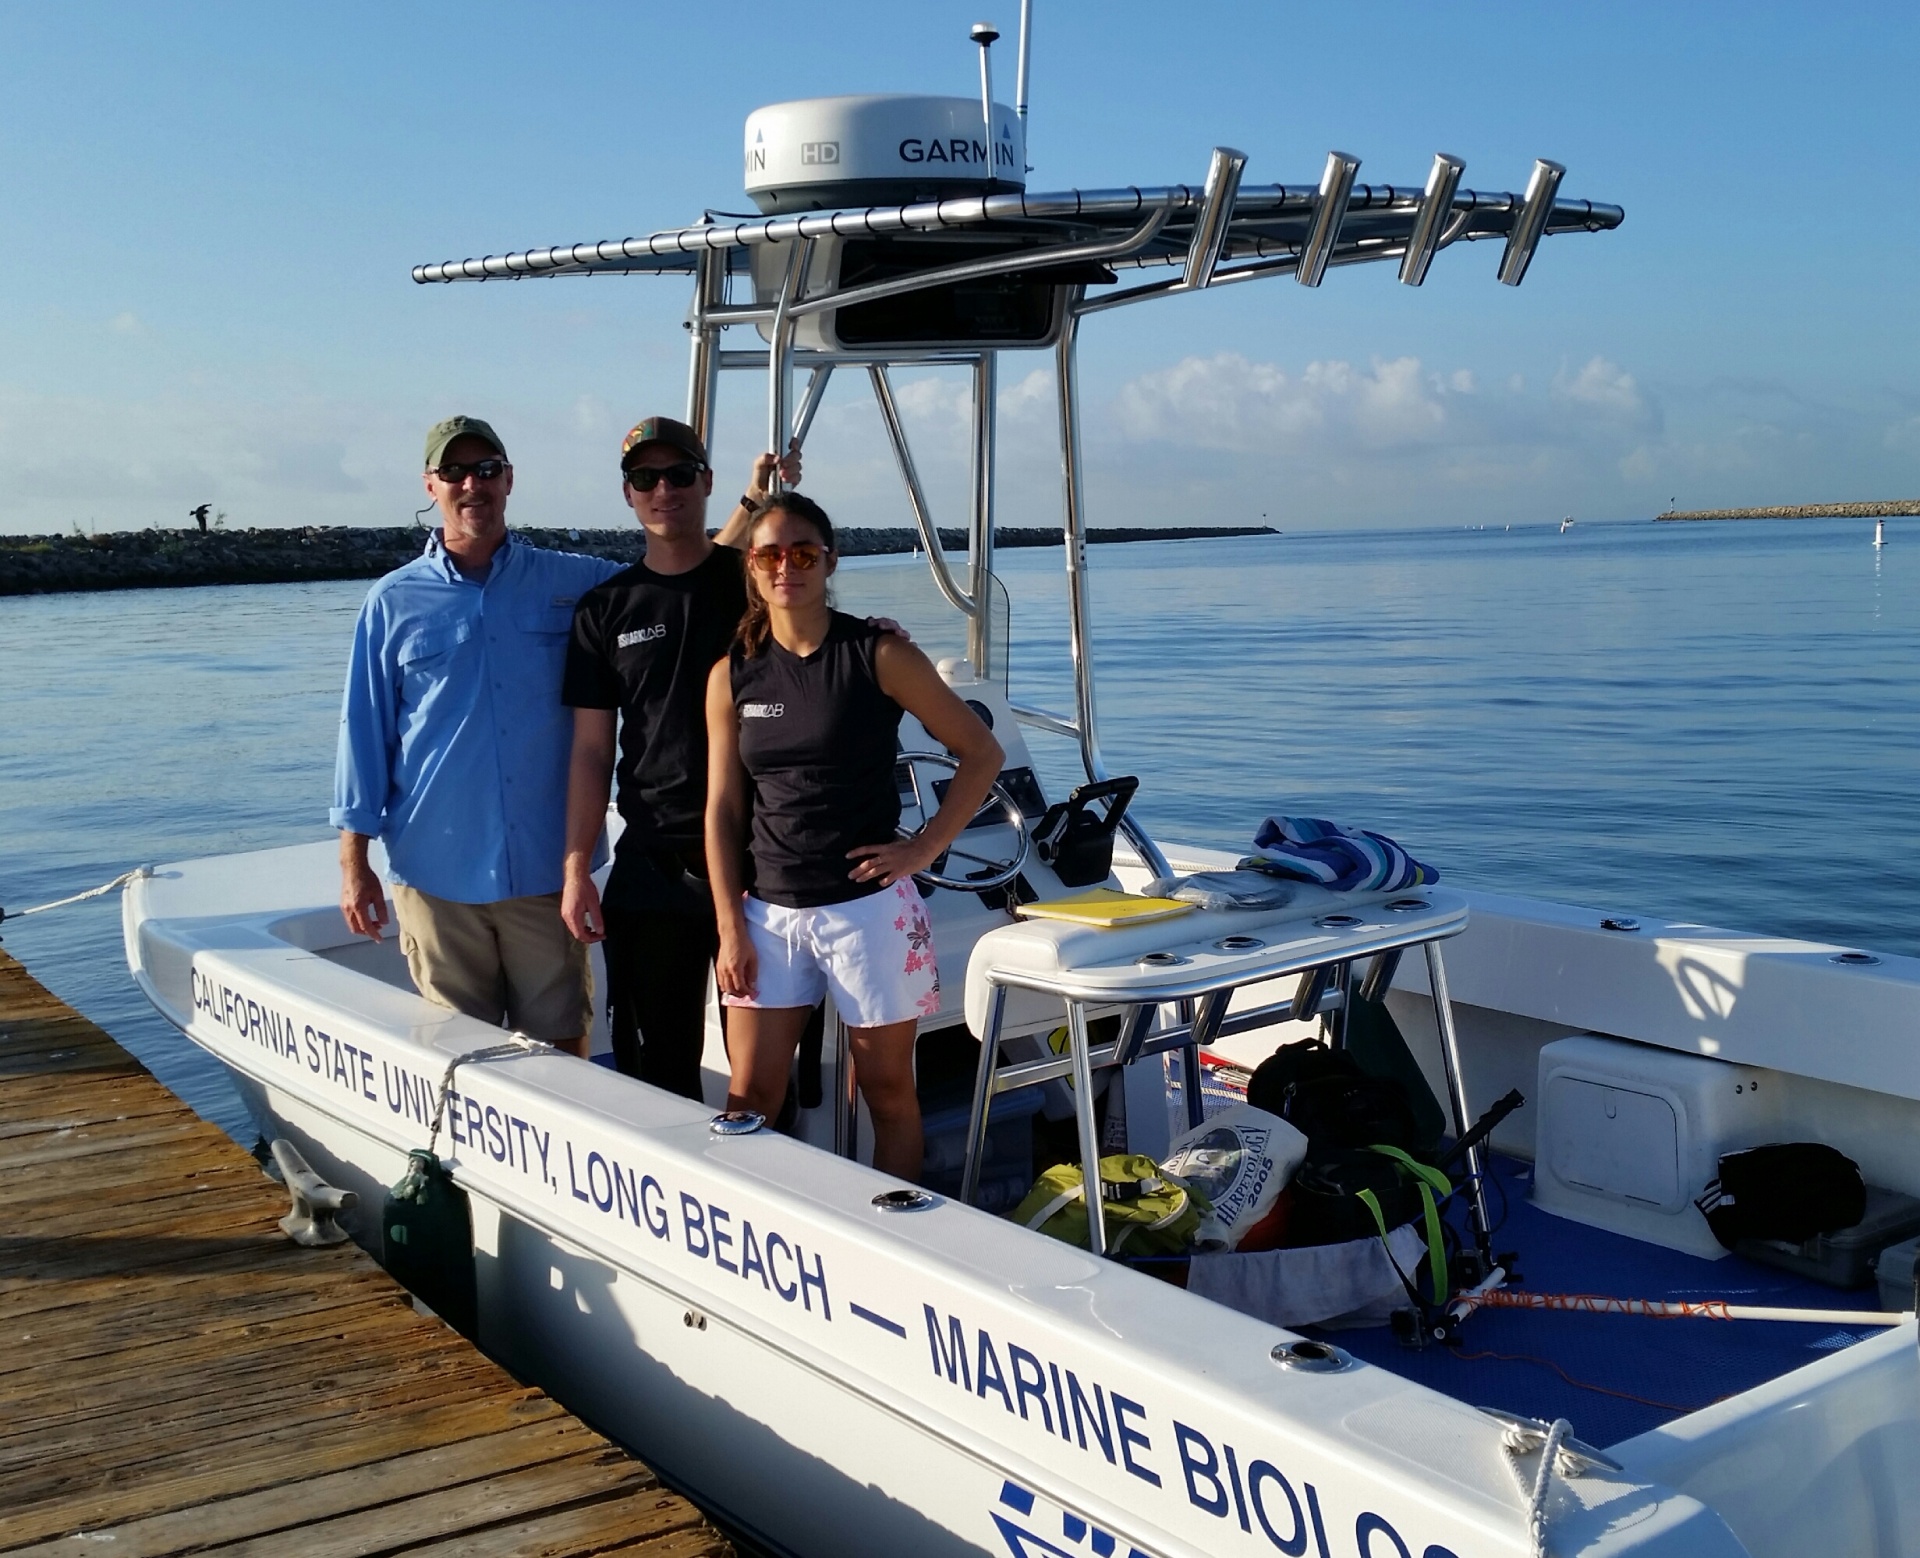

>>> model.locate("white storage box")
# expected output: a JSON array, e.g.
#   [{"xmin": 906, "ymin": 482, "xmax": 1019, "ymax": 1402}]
[
  {"xmin": 1531, "ymin": 1035, "xmax": 1780, "ymax": 1260},
  {"xmin": 1876, "ymin": 1234, "xmax": 1920, "ymax": 1313}
]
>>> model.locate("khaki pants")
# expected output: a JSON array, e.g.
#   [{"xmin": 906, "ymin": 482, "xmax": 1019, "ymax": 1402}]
[{"xmin": 392, "ymin": 885, "xmax": 591, "ymax": 1048}]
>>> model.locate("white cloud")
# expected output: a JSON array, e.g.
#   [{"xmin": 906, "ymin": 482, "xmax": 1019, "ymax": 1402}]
[
  {"xmin": 1883, "ymin": 412, "xmax": 1920, "ymax": 451},
  {"xmin": 1116, "ymin": 353, "xmax": 1456, "ymax": 453},
  {"xmin": 1002, "ymin": 368, "xmax": 1052, "ymax": 415},
  {"xmin": 1552, "ymin": 356, "xmax": 1657, "ymax": 430},
  {"xmin": 7, "ymin": 341, "xmax": 1916, "ymax": 537},
  {"xmin": 1107, "ymin": 350, "xmax": 1668, "ymax": 470},
  {"xmin": 893, "ymin": 374, "xmax": 969, "ymax": 424},
  {"xmin": 572, "ymin": 393, "xmax": 615, "ymax": 437},
  {"xmin": 0, "ymin": 389, "xmax": 384, "ymax": 530}
]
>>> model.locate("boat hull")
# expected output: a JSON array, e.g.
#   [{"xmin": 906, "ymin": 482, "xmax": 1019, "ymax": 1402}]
[{"xmin": 128, "ymin": 837, "xmax": 1868, "ymax": 1558}]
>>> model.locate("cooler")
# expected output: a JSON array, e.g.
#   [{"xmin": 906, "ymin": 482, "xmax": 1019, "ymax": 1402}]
[{"xmin": 1531, "ymin": 1035, "xmax": 1779, "ymax": 1260}]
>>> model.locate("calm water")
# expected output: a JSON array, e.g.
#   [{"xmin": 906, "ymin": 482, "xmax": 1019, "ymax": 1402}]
[{"xmin": 3, "ymin": 518, "xmax": 1915, "ymax": 1137}]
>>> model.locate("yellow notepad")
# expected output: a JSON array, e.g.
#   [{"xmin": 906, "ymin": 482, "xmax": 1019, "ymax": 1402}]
[{"xmin": 1015, "ymin": 888, "xmax": 1196, "ymax": 928}]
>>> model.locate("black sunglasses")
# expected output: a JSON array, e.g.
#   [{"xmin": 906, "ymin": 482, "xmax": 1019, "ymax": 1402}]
[
  {"xmin": 624, "ymin": 460, "xmax": 707, "ymax": 491},
  {"xmin": 433, "ymin": 457, "xmax": 509, "ymax": 484}
]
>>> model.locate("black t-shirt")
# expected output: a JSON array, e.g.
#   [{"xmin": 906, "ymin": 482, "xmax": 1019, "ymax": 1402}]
[
  {"xmin": 730, "ymin": 612, "xmax": 903, "ymax": 909},
  {"xmin": 564, "ymin": 546, "xmax": 748, "ymax": 907}
]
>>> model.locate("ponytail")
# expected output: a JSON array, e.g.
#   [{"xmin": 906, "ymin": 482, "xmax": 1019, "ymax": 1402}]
[{"xmin": 738, "ymin": 570, "xmax": 774, "ymax": 657}]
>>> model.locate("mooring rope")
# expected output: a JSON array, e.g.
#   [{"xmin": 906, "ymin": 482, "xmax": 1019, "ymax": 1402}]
[
  {"xmin": 425, "ymin": 1034, "xmax": 549, "ymax": 1158},
  {"xmin": 1524, "ymin": 1417, "xmax": 1570, "ymax": 1558},
  {"xmin": 0, "ymin": 864, "xmax": 154, "ymax": 924},
  {"xmin": 1461, "ymin": 1287, "xmax": 1907, "ymax": 1328},
  {"xmin": 1491, "ymin": 1415, "xmax": 1587, "ymax": 1558}
]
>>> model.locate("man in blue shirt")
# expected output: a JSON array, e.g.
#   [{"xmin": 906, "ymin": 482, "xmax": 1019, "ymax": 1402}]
[{"xmin": 331, "ymin": 416, "xmax": 625, "ymax": 1053}]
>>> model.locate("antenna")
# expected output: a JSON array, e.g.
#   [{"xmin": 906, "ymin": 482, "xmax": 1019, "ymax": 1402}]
[
  {"xmin": 1014, "ymin": 0, "xmax": 1033, "ymax": 166},
  {"xmin": 970, "ymin": 22, "xmax": 999, "ymax": 172}
]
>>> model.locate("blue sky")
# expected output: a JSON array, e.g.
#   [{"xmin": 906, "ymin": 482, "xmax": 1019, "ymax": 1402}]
[{"xmin": 2, "ymin": 2, "xmax": 1917, "ymax": 535}]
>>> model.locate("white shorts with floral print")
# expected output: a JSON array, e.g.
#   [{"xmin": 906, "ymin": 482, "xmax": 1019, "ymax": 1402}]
[{"xmin": 724, "ymin": 880, "xmax": 941, "ymax": 1027}]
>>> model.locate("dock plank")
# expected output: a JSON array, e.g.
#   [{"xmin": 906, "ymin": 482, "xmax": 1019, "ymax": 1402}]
[
  {"xmin": 1, "ymin": 1425, "xmax": 637, "ymax": 1558},
  {"xmin": 192, "ymin": 1451, "xmax": 660, "ymax": 1558},
  {"xmin": 0, "ymin": 1397, "xmax": 573, "ymax": 1548},
  {"xmin": 0, "ymin": 949, "xmax": 732, "ymax": 1558}
]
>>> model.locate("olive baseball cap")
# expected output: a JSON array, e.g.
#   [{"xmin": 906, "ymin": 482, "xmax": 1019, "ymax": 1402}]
[
  {"xmin": 620, "ymin": 415, "xmax": 708, "ymax": 471},
  {"xmin": 424, "ymin": 415, "xmax": 507, "ymax": 471}
]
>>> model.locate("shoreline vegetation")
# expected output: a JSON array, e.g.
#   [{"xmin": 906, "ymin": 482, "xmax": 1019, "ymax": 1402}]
[
  {"xmin": 1656, "ymin": 501, "xmax": 1920, "ymax": 522},
  {"xmin": 0, "ymin": 523, "xmax": 1275, "ymax": 597}
]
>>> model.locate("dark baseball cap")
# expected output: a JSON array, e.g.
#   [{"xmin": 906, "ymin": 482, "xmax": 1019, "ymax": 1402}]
[
  {"xmin": 425, "ymin": 415, "xmax": 507, "ymax": 470},
  {"xmin": 620, "ymin": 415, "xmax": 708, "ymax": 471}
]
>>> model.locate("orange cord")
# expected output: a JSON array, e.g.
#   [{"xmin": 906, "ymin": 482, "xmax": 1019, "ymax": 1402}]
[{"xmin": 1454, "ymin": 1349, "xmax": 1711, "ymax": 1414}]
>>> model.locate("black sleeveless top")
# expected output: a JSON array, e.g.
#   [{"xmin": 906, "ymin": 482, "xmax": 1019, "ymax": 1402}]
[{"xmin": 730, "ymin": 612, "xmax": 903, "ymax": 908}]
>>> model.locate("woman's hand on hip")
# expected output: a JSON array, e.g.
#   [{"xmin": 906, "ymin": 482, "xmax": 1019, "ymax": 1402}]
[{"xmin": 847, "ymin": 837, "xmax": 933, "ymax": 888}]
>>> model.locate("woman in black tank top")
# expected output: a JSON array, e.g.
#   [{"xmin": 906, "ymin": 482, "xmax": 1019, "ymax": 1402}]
[{"xmin": 705, "ymin": 494, "xmax": 1003, "ymax": 1181}]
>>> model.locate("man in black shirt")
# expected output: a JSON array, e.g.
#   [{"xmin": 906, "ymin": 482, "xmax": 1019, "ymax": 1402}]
[{"xmin": 560, "ymin": 416, "xmax": 788, "ymax": 1097}]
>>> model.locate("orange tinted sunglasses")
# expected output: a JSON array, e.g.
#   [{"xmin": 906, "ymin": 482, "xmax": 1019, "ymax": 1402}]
[{"xmin": 746, "ymin": 542, "xmax": 826, "ymax": 573}]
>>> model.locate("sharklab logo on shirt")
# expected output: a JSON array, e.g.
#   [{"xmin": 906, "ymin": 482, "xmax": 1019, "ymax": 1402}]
[
  {"xmin": 741, "ymin": 702, "xmax": 786, "ymax": 719},
  {"xmin": 617, "ymin": 625, "xmax": 667, "ymax": 649}
]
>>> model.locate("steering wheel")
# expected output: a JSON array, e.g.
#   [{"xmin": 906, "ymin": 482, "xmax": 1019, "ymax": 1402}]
[{"xmin": 895, "ymin": 750, "xmax": 1031, "ymax": 892}]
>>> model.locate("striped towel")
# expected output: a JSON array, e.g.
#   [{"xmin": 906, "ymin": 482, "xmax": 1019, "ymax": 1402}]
[{"xmin": 1242, "ymin": 816, "xmax": 1438, "ymax": 893}]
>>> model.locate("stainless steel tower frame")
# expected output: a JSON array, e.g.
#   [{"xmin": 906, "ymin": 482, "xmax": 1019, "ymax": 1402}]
[{"xmin": 414, "ymin": 148, "xmax": 1621, "ymax": 884}]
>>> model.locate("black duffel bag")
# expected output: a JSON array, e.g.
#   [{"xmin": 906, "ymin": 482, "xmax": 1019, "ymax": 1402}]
[
  {"xmin": 1283, "ymin": 1144, "xmax": 1453, "ymax": 1305},
  {"xmin": 1694, "ymin": 1142, "xmax": 1866, "ymax": 1250},
  {"xmin": 1286, "ymin": 1146, "xmax": 1428, "ymax": 1245},
  {"xmin": 1248, "ymin": 1038, "xmax": 1423, "ymax": 1155}
]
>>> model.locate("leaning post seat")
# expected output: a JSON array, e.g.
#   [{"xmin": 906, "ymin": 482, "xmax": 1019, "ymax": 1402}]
[{"xmin": 960, "ymin": 884, "xmax": 1475, "ymax": 1254}]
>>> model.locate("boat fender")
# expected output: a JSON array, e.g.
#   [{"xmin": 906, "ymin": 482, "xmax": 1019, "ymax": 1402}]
[
  {"xmin": 383, "ymin": 1148, "xmax": 477, "ymax": 1335},
  {"xmin": 382, "ymin": 1035, "xmax": 545, "ymax": 1337}
]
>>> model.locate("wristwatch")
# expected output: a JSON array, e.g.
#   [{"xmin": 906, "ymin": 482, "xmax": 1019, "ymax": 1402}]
[{"xmin": 739, "ymin": 492, "xmax": 767, "ymax": 516}]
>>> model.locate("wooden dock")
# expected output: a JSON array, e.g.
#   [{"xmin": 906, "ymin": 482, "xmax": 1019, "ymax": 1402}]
[{"xmin": 0, "ymin": 947, "xmax": 733, "ymax": 1558}]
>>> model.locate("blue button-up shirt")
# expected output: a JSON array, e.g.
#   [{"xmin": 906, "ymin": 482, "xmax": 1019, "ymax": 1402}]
[{"xmin": 331, "ymin": 531, "xmax": 623, "ymax": 903}]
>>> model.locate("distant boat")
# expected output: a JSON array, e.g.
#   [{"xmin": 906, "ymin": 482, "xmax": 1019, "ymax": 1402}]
[{"xmin": 1560, "ymin": 515, "xmax": 1576, "ymax": 533}]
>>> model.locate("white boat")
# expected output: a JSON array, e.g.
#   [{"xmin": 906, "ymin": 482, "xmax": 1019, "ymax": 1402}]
[{"xmin": 125, "ymin": 19, "xmax": 1918, "ymax": 1558}]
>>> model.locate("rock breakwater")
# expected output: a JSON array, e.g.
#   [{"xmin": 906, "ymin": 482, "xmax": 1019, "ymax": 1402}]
[
  {"xmin": 0, "ymin": 523, "xmax": 1274, "ymax": 597},
  {"xmin": 1656, "ymin": 501, "xmax": 1920, "ymax": 522}
]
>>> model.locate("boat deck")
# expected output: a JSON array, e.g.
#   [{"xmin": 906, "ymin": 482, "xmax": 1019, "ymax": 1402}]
[
  {"xmin": 0, "ymin": 947, "xmax": 733, "ymax": 1558},
  {"xmin": 1315, "ymin": 1153, "xmax": 1894, "ymax": 1447}
]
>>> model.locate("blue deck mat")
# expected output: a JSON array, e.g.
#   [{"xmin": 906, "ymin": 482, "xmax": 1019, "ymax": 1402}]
[{"xmin": 1308, "ymin": 1154, "xmax": 1893, "ymax": 1447}]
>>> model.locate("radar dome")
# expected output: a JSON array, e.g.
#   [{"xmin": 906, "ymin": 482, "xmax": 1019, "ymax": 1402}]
[{"xmin": 744, "ymin": 95, "xmax": 1024, "ymax": 214}]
